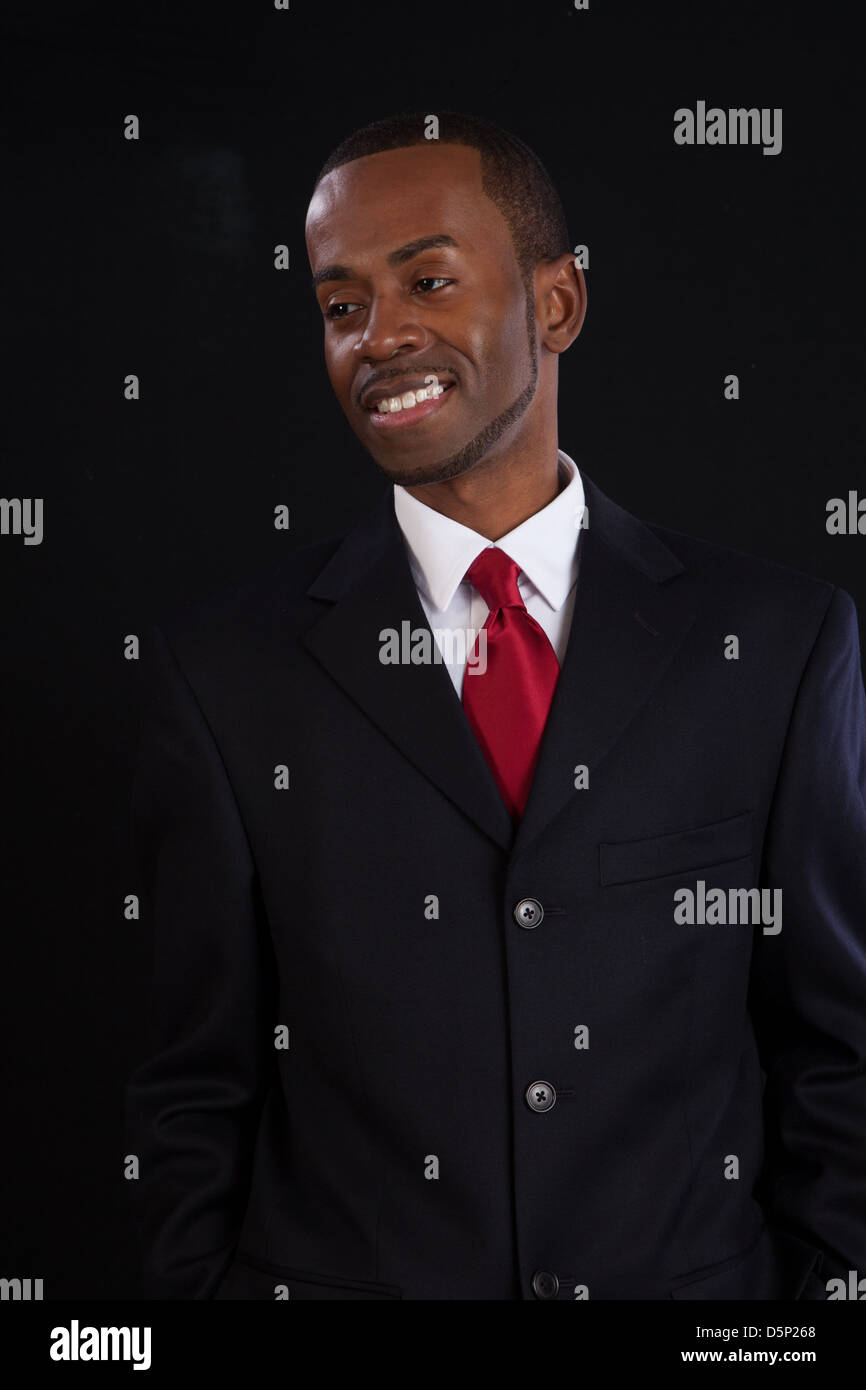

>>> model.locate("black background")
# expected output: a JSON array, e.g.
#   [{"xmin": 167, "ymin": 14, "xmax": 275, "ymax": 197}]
[{"xmin": 2, "ymin": 0, "xmax": 864, "ymax": 1298}]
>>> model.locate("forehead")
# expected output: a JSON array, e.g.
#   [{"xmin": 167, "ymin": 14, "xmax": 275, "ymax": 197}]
[{"xmin": 305, "ymin": 142, "xmax": 513, "ymax": 266}]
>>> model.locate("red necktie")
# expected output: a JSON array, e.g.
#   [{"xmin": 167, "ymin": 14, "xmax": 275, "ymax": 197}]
[{"xmin": 462, "ymin": 547, "xmax": 560, "ymax": 821}]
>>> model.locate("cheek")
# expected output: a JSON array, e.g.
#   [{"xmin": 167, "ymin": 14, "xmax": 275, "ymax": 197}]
[
  {"xmin": 323, "ymin": 338, "xmax": 353, "ymax": 398},
  {"xmin": 467, "ymin": 298, "xmax": 532, "ymax": 392}
]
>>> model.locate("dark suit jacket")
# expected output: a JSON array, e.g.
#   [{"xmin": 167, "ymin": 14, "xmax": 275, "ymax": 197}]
[{"xmin": 124, "ymin": 471, "xmax": 866, "ymax": 1300}]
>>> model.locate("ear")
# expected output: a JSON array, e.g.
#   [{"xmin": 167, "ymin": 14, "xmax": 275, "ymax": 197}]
[{"xmin": 536, "ymin": 253, "xmax": 587, "ymax": 354}]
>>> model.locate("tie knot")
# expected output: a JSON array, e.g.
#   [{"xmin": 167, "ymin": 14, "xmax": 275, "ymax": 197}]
[{"xmin": 466, "ymin": 547, "xmax": 523, "ymax": 612}]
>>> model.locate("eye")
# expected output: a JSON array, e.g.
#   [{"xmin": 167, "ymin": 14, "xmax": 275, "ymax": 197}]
[
  {"xmin": 412, "ymin": 277, "xmax": 454, "ymax": 294},
  {"xmin": 325, "ymin": 301, "xmax": 363, "ymax": 319}
]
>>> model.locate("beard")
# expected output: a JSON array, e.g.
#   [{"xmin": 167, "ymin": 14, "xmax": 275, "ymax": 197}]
[{"xmin": 373, "ymin": 293, "xmax": 538, "ymax": 488}]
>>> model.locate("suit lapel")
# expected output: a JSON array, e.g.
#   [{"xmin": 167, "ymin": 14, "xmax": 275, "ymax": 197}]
[
  {"xmin": 301, "ymin": 489, "xmax": 515, "ymax": 851},
  {"xmin": 301, "ymin": 472, "xmax": 699, "ymax": 860},
  {"xmin": 511, "ymin": 473, "xmax": 700, "ymax": 859}
]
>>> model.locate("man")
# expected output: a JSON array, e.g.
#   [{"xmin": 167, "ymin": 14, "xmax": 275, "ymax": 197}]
[{"xmin": 125, "ymin": 112, "xmax": 866, "ymax": 1300}]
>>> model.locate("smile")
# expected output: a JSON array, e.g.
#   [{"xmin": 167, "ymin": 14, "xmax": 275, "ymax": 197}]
[{"xmin": 367, "ymin": 381, "xmax": 456, "ymax": 430}]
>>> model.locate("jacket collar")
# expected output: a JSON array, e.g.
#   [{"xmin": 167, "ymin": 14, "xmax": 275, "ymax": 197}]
[{"xmin": 301, "ymin": 471, "xmax": 698, "ymax": 858}]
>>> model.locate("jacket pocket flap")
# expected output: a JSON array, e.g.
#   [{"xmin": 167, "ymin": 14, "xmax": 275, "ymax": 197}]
[
  {"xmin": 600, "ymin": 810, "xmax": 754, "ymax": 887},
  {"xmin": 669, "ymin": 1224, "xmax": 823, "ymax": 1300},
  {"xmin": 215, "ymin": 1251, "xmax": 403, "ymax": 1300}
]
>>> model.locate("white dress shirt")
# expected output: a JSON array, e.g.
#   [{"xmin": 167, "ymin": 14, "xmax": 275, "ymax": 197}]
[{"xmin": 393, "ymin": 449, "xmax": 586, "ymax": 698}]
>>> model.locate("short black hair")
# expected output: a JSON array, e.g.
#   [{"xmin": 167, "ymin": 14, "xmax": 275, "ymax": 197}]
[{"xmin": 313, "ymin": 110, "xmax": 571, "ymax": 286}]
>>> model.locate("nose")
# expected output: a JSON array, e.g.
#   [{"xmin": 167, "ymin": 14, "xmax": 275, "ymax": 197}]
[{"xmin": 353, "ymin": 289, "xmax": 431, "ymax": 364}]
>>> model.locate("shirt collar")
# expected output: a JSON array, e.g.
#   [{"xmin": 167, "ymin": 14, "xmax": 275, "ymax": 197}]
[{"xmin": 393, "ymin": 449, "xmax": 585, "ymax": 613}]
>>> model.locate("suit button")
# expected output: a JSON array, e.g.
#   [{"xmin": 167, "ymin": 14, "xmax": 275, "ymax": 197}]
[
  {"xmin": 513, "ymin": 897, "xmax": 544, "ymax": 929},
  {"xmin": 532, "ymin": 1269, "xmax": 560, "ymax": 1299},
  {"xmin": 525, "ymin": 1080, "xmax": 556, "ymax": 1112}
]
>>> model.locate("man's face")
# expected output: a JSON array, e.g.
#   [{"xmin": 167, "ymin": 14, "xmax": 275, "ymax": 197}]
[{"xmin": 305, "ymin": 143, "xmax": 537, "ymax": 486}]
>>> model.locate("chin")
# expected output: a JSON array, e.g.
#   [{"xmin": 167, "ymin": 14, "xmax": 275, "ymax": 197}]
[
  {"xmin": 373, "ymin": 461, "xmax": 437, "ymax": 487},
  {"xmin": 372, "ymin": 451, "xmax": 478, "ymax": 488}
]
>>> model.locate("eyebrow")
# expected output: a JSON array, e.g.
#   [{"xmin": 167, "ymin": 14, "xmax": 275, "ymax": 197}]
[{"xmin": 311, "ymin": 234, "xmax": 459, "ymax": 289}]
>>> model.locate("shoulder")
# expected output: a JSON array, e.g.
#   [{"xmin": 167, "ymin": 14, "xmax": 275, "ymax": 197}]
[
  {"xmin": 650, "ymin": 518, "xmax": 836, "ymax": 611},
  {"xmin": 144, "ymin": 530, "xmax": 346, "ymax": 659},
  {"xmin": 584, "ymin": 469, "xmax": 856, "ymax": 664}
]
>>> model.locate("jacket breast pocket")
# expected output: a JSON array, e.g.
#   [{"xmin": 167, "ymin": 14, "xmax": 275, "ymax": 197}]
[
  {"xmin": 214, "ymin": 1251, "xmax": 403, "ymax": 1300},
  {"xmin": 599, "ymin": 810, "xmax": 755, "ymax": 888}
]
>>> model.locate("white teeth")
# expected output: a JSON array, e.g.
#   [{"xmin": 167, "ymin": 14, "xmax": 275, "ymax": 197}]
[{"xmin": 371, "ymin": 383, "xmax": 447, "ymax": 412}]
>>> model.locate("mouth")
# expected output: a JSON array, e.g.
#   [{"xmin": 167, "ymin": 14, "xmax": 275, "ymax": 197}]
[{"xmin": 361, "ymin": 377, "xmax": 457, "ymax": 431}]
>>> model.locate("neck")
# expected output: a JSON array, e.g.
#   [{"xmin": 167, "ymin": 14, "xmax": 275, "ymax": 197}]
[{"xmin": 400, "ymin": 410, "xmax": 563, "ymax": 542}]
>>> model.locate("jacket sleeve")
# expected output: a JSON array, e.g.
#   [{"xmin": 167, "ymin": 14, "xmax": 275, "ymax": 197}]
[
  {"xmin": 751, "ymin": 585, "xmax": 866, "ymax": 1293},
  {"xmin": 124, "ymin": 621, "xmax": 277, "ymax": 1299}
]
